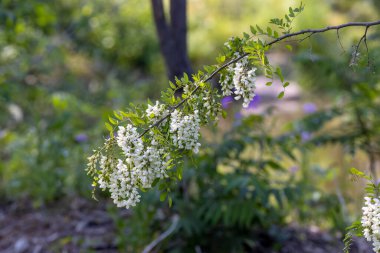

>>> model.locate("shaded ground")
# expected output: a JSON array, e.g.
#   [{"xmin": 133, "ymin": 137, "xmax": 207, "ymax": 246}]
[
  {"xmin": 0, "ymin": 198, "xmax": 373, "ymax": 253},
  {"xmin": 0, "ymin": 198, "xmax": 129, "ymax": 253}
]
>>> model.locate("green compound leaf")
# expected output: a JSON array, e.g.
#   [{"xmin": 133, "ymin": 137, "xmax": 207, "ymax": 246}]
[
  {"xmin": 350, "ymin": 167, "xmax": 371, "ymax": 180},
  {"xmin": 105, "ymin": 122, "xmax": 113, "ymax": 133}
]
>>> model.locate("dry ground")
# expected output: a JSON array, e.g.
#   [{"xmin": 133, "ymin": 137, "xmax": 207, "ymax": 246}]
[{"xmin": 0, "ymin": 198, "xmax": 374, "ymax": 253}]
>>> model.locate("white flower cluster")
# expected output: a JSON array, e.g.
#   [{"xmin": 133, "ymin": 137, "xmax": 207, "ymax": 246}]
[
  {"xmin": 362, "ymin": 196, "xmax": 380, "ymax": 252},
  {"xmin": 183, "ymin": 82, "xmax": 193, "ymax": 96},
  {"xmin": 99, "ymin": 156, "xmax": 141, "ymax": 209},
  {"xmin": 220, "ymin": 54, "xmax": 257, "ymax": 107},
  {"xmin": 202, "ymin": 91, "xmax": 219, "ymax": 120},
  {"xmin": 95, "ymin": 98, "xmax": 204, "ymax": 209},
  {"xmin": 170, "ymin": 109, "xmax": 201, "ymax": 153},
  {"xmin": 146, "ymin": 101, "xmax": 168, "ymax": 124},
  {"xmin": 188, "ymin": 93, "xmax": 219, "ymax": 123},
  {"xmin": 98, "ymin": 124, "xmax": 169, "ymax": 209}
]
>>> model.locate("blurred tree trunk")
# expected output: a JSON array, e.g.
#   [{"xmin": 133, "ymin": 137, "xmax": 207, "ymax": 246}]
[{"xmin": 151, "ymin": 0, "xmax": 192, "ymax": 82}]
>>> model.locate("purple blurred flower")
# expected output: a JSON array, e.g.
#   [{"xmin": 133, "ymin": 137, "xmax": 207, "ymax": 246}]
[
  {"xmin": 75, "ymin": 133, "xmax": 88, "ymax": 143},
  {"xmin": 289, "ymin": 166, "xmax": 299, "ymax": 174},
  {"xmin": 234, "ymin": 112, "xmax": 242, "ymax": 120},
  {"xmin": 301, "ymin": 131, "xmax": 311, "ymax": 142},
  {"xmin": 303, "ymin": 103, "xmax": 317, "ymax": 114},
  {"xmin": 221, "ymin": 96, "xmax": 234, "ymax": 109}
]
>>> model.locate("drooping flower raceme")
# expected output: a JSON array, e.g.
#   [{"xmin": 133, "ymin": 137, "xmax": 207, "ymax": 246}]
[
  {"xmin": 117, "ymin": 125, "xmax": 170, "ymax": 188},
  {"xmin": 170, "ymin": 109, "xmax": 201, "ymax": 153},
  {"xmin": 99, "ymin": 156, "xmax": 141, "ymax": 209},
  {"xmin": 220, "ymin": 54, "xmax": 257, "ymax": 108},
  {"xmin": 96, "ymin": 124, "xmax": 171, "ymax": 209},
  {"xmin": 92, "ymin": 104, "xmax": 203, "ymax": 209},
  {"xmin": 146, "ymin": 100, "xmax": 168, "ymax": 124},
  {"xmin": 143, "ymin": 138, "xmax": 170, "ymax": 183},
  {"xmin": 361, "ymin": 196, "xmax": 380, "ymax": 252}
]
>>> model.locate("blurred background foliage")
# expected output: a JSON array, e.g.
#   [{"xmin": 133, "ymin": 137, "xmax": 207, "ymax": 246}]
[{"xmin": 0, "ymin": 0, "xmax": 380, "ymax": 252}]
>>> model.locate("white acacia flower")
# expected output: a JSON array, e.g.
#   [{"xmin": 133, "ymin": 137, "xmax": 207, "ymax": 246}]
[
  {"xmin": 97, "ymin": 124, "xmax": 171, "ymax": 209},
  {"xmin": 170, "ymin": 109, "xmax": 201, "ymax": 153},
  {"xmin": 220, "ymin": 54, "xmax": 257, "ymax": 108},
  {"xmin": 361, "ymin": 196, "xmax": 380, "ymax": 252},
  {"xmin": 146, "ymin": 101, "xmax": 168, "ymax": 124}
]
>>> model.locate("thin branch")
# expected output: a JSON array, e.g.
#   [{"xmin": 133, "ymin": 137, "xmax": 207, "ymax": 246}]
[
  {"xmin": 138, "ymin": 20, "xmax": 380, "ymax": 138},
  {"xmin": 142, "ymin": 215, "xmax": 179, "ymax": 253},
  {"xmin": 298, "ymin": 32, "xmax": 316, "ymax": 43},
  {"xmin": 336, "ymin": 28, "xmax": 346, "ymax": 53},
  {"xmin": 351, "ymin": 26, "xmax": 370, "ymax": 67},
  {"xmin": 363, "ymin": 27, "xmax": 370, "ymax": 66},
  {"xmin": 266, "ymin": 21, "xmax": 380, "ymax": 47}
]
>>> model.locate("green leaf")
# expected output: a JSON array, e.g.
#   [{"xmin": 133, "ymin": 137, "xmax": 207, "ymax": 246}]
[
  {"xmin": 114, "ymin": 111, "xmax": 123, "ymax": 120},
  {"xmin": 151, "ymin": 178, "xmax": 160, "ymax": 187},
  {"xmin": 283, "ymin": 82, "xmax": 290, "ymax": 88},
  {"xmin": 120, "ymin": 111, "xmax": 137, "ymax": 118},
  {"xmin": 256, "ymin": 25, "xmax": 264, "ymax": 34},
  {"xmin": 174, "ymin": 76, "xmax": 181, "ymax": 86},
  {"xmin": 350, "ymin": 168, "xmax": 371, "ymax": 180},
  {"xmin": 263, "ymin": 55, "xmax": 269, "ymax": 65},
  {"xmin": 105, "ymin": 122, "xmax": 113, "ymax": 132},
  {"xmin": 265, "ymin": 68, "xmax": 272, "ymax": 78},
  {"xmin": 160, "ymin": 192, "xmax": 167, "ymax": 201},
  {"xmin": 250, "ymin": 25, "xmax": 257, "ymax": 35},
  {"xmin": 285, "ymin": 45, "xmax": 292, "ymax": 51},
  {"xmin": 289, "ymin": 7, "xmax": 295, "ymax": 17},
  {"xmin": 277, "ymin": 91, "xmax": 285, "ymax": 99},
  {"xmin": 217, "ymin": 55, "xmax": 226, "ymax": 63},
  {"xmin": 267, "ymin": 160, "xmax": 284, "ymax": 170},
  {"xmin": 130, "ymin": 117, "xmax": 145, "ymax": 125},
  {"xmin": 169, "ymin": 81, "xmax": 176, "ymax": 89},
  {"xmin": 266, "ymin": 27, "xmax": 272, "ymax": 36},
  {"xmin": 183, "ymin": 73, "xmax": 189, "ymax": 82},
  {"xmin": 275, "ymin": 67, "xmax": 284, "ymax": 82},
  {"xmin": 222, "ymin": 110, "xmax": 227, "ymax": 119},
  {"xmin": 273, "ymin": 30, "xmax": 279, "ymax": 38},
  {"xmin": 204, "ymin": 65, "xmax": 215, "ymax": 74},
  {"xmin": 109, "ymin": 116, "xmax": 117, "ymax": 125},
  {"xmin": 177, "ymin": 166, "xmax": 183, "ymax": 180},
  {"xmin": 168, "ymin": 196, "xmax": 173, "ymax": 207},
  {"xmin": 266, "ymin": 82, "xmax": 273, "ymax": 86}
]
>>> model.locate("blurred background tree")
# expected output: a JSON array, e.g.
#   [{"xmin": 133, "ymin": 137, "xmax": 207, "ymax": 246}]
[
  {"xmin": 0, "ymin": 0, "xmax": 380, "ymax": 252},
  {"xmin": 151, "ymin": 0, "xmax": 192, "ymax": 81}
]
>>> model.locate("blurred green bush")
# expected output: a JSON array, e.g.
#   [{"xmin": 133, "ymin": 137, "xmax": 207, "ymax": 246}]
[
  {"xmin": 122, "ymin": 111, "xmax": 348, "ymax": 252},
  {"xmin": 0, "ymin": 0, "xmax": 165, "ymax": 205}
]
